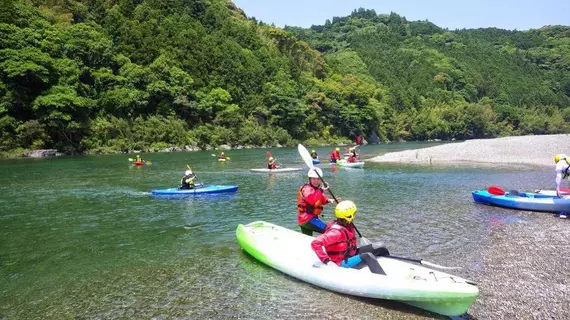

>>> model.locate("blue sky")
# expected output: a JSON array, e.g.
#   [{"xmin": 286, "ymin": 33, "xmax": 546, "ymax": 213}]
[{"xmin": 232, "ymin": 0, "xmax": 570, "ymax": 30}]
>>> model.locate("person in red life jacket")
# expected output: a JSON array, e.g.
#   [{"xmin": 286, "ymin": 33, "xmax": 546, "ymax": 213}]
[
  {"xmin": 347, "ymin": 147, "xmax": 358, "ymax": 163},
  {"xmin": 218, "ymin": 152, "xmax": 226, "ymax": 160},
  {"xmin": 311, "ymin": 201, "xmax": 387, "ymax": 274},
  {"xmin": 297, "ymin": 167, "xmax": 337, "ymax": 235},
  {"xmin": 329, "ymin": 147, "xmax": 341, "ymax": 163},
  {"xmin": 267, "ymin": 157, "xmax": 277, "ymax": 169}
]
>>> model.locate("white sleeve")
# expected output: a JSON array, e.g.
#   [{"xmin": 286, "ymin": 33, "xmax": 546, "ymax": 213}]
[{"xmin": 555, "ymin": 162, "xmax": 565, "ymax": 190}]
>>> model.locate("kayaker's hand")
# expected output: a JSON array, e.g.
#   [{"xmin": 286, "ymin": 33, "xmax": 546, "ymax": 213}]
[
  {"xmin": 326, "ymin": 261, "xmax": 337, "ymax": 267},
  {"xmin": 321, "ymin": 182, "xmax": 329, "ymax": 191},
  {"xmin": 557, "ymin": 189, "xmax": 562, "ymax": 198}
]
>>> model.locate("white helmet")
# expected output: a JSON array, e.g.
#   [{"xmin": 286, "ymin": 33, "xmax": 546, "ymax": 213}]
[
  {"xmin": 308, "ymin": 167, "xmax": 323, "ymax": 178},
  {"xmin": 185, "ymin": 170, "xmax": 192, "ymax": 175}
]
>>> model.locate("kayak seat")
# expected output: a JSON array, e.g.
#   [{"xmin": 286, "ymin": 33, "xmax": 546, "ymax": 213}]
[
  {"xmin": 357, "ymin": 252, "xmax": 386, "ymax": 275},
  {"xmin": 358, "ymin": 242, "xmax": 390, "ymax": 257}
]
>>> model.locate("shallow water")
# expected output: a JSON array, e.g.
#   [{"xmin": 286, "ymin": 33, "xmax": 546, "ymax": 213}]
[{"xmin": 0, "ymin": 143, "xmax": 558, "ymax": 319}]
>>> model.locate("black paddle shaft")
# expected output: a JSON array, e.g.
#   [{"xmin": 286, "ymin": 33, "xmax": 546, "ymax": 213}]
[{"xmin": 313, "ymin": 168, "xmax": 364, "ymax": 239}]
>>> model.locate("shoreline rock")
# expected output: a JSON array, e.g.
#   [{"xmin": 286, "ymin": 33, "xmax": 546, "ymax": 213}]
[
  {"xmin": 368, "ymin": 134, "xmax": 570, "ymax": 167},
  {"xmin": 26, "ymin": 149, "xmax": 60, "ymax": 158}
]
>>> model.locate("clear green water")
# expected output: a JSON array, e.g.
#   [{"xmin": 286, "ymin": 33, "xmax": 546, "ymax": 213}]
[{"xmin": 0, "ymin": 143, "xmax": 554, "ymax": 319}]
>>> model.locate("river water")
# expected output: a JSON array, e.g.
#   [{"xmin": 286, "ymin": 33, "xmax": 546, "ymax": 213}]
[{"xmin": 0, "ymin": 143, "xmax": 557, "ymax": 319}]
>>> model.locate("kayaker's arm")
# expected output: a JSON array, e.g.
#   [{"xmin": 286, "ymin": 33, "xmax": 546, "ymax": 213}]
[{"xmin": 311, "ymin": 229, "xmax": 342, "ymax": 264}]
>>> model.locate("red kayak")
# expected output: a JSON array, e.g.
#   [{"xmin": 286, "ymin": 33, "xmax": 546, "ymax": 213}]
[{"xmin": 132, "ymin": 161, "xmax": 145, "ymax": 166}]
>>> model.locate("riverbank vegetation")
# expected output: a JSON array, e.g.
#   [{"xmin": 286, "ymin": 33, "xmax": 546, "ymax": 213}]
[{"xmin": 1, "ymin": 1, "xmax": 569, "ymax": 157}]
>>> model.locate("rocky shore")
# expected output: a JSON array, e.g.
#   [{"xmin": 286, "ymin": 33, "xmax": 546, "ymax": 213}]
[{"xmin": 368, "ymin": 134, "xmax": 570, "ymax": 167}]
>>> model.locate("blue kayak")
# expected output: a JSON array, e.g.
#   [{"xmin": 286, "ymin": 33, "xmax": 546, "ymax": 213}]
[
  {"xmin": 312, "ymin": 159, "xmax": 321, "ymax": 164},
  {"xmin": 472, "ymin": 190, "xmax": 570, "ymax": 212},
  {"xmin": 151, "ymin": 185, "xmax": 238, "ymax": 195}
]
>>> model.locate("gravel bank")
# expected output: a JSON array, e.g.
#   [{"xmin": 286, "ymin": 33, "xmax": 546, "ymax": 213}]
[{"xmin": 369, "ymin": 134, "xmax": 570, "ymax": 167}]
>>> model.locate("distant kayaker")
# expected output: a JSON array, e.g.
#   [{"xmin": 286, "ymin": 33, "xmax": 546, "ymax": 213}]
[
  {"xmin": 310, "ymin": 201, "xmax": 386, "ymax": 274},
  {"xmin": 267, "ymin": 157, "xmax": 277, "ymax": 169},
  {"xmin": 311, "ymin": 150, "xmax": 318, "ymax": 159},
  {"xmin": 297, "ymin": 168, "xmax": 337, "ymax": 235},
  {"xmin": 135, "ymin": 154, "xmax": 144, "ymax": 163},
  {"xmin": 554, "ymin": 154, "xmax": 570, "ymax": 218},
  {"xmin": 180, "ymin": 169, "xmax": 196, "ymax": 189},
  {"xmin": 347, "ymin": 147, "xmax": 358, "ymax": 163},
  {"xmin": 218, "ymin": 152, "xmax": 226, "ymax": 160},
  {"xmin": 329, "ymin": 147, "xmax": 341, "ymax": 163}
]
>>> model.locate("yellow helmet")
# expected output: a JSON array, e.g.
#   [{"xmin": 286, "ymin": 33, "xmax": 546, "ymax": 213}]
[
  {"xmin": 269, "ymin": 157, "xmax": 274, "ymax": 161},
  {"xmin": 335, "ymin": 147, "xmax": 340, "ymax": 151},
  {"xmin": 554, "ymin": 154, "xmax": 567, "ymax": 163},
  {"xmin": 221, "ymin": 152, "xmax": 225, "ymax": 155},
  {"xmin": 349, "ymin": 148, "xmax": 354, "ymax": 152},
  {"xmin": 311, "ymin": 150, "xmax": 316, "ymax": 153},
  {"xmin": 335, "ymin": 200, "xmax": 357, "ymax": 223}
]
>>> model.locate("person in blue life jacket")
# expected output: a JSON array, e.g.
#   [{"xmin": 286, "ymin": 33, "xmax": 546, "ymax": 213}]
[{"xmin": 180, "ymin": 169, "xmax": 196, "ymax": 189}]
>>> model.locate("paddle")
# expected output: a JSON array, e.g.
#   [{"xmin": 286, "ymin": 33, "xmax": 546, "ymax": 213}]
[
  {"xmin": 488, "ymin": 186, "xmax": 506, "ymax": 196},
  {"xmin": 299, "ymin": 143, "xmax": 461, "ymax": 270},
  {"xmin": 266, "ymin": 151, "xmax": 284, "ymax": 168},
  {"xmin": 297, "ymin": 144, "xmax": 338, "ymax": 203},
  {"xmin": 212, "ymin": 154, "xmax": 230, "ymax": 160},
  {"xmin": 380, "ymin": 255, "xmax": 462, "ymax": 270},
  {"xmin": 128, "ymin": 158, "xmax": 151, "ymax": 165}
]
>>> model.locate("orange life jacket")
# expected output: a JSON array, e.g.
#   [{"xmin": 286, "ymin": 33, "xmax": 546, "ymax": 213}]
[
  {"xmin": 297, "ymin": 184, "xmax": 324, "ymax": 224},
  {"xmin": 324, "ymin": 222, "xmax": 358, "ymax": 264}
]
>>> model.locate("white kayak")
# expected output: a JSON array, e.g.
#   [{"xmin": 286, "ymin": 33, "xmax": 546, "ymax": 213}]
[
  {"xmin": 236, "ymin": 221, "xmax": 478, "ymax": 317},
  {"xmin": 250, "ymin": 168, "xmax": 302, "ymax": 173},
  {"xmin": 337, "ymin": 159, "xmax": 365, "ymax": 168}
]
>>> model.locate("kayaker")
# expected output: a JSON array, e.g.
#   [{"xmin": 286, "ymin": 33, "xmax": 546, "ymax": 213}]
[
  {"xmin": 135, "ymin": 154, "xmax": 144, "ymax": 163},
  {"xmin": 180, "ymin": 169, "xmax": 196, "ymax": 189},
  {"xmin": 297, "ymin": 167, "xmax": 336, "ymax": 235},
  {"xmin": 554, "ymin": 154, "xmax": 570, "ymax": 218},
  {"xmin": 329, "ymin": 147, "xmax": 341, "ymax": 163},
  {"xmin": 347, "ymin": 148, "xmax": 358, "ymax": 163},
  {"xmin": 311, "ymin": 150, "xmax": 318, "ymax": 159},
  {"xmin": 267, "ymin": 157, "xmax": 277, "ymax": 169},
  {"xmin": 218, "ymin": 152, "xmax": 226, "ymax": 160},
  {"xmin": 311, "ymin": 201, "xmax": 385, "ymax": 274}
]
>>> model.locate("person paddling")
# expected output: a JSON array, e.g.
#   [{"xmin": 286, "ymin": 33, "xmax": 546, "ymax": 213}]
[
  {"xmin": 297, "ymin": 168, "xmax": 337, "ymax": 235},
  {"xmin": 311, "ymin": 200, "xmax": 386, "ymax": 274},
  {"xmin": 347, "ymin": 147, "xmax": 358, "ymax": 163},
  {"xmin": 311, "ymin": 150, "xmax": 318, "ymax": 159},
  {"xmin": 329, "ymin": 147, "xmax": 341, "ymax": 163},
  {"xmin": 180, "ymin": 169, "xmax": 196, "ymax": 189},
  {"xmin": 135, "ymin": 154, "xmax": 144, "ymax": 163},
  {"xmin": 267, "ymin": 157, "xmax": 278, "ymax": 169}
]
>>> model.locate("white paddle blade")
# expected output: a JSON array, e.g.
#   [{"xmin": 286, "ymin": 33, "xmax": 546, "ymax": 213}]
[
  {"xmin": 358, "ymin": 237, "xmax": 372, "ymax": 246},
  {"xmin": 297, "ymin": 144, "xmax": 315, "ymax": 169}
]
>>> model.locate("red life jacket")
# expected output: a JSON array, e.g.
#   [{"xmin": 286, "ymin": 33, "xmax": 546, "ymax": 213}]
[
  {"xmin": 268, "ymin": 161, "xmax": 277, "ymax": 169},
  {"xmin": 324, "ymin": 221, "xmax": 358, "ymax": 264},
  {"xmin": 297, "ymin": 184, "xmax": 325, "ymax": 225}
]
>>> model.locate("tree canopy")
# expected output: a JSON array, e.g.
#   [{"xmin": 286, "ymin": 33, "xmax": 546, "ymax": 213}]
[{"xmin": 1, "ymin": 3, "xmax": 568, "ymax": 156}]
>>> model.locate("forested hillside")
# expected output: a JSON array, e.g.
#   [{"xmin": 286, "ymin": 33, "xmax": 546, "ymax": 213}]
[
  {"xmin": 286, "ymin": 9, "xmax": 570, "ymax": 141},
  {"xmin": 1, "ymin": 2, "xmax": 569, "ymax": 156}
]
